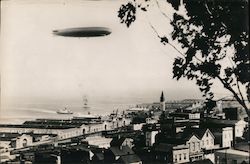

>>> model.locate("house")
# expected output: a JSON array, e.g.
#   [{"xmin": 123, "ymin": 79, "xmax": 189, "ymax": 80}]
[
  {"xmin": 110, "ymin": 137, "xmax": 134, "ymax": 149},
  {"xmin": 104, "ymin": 146, "xmax": 142, "ymax": 164},
  {"xmin": 179, "ymin": 128, "xmax": 216, "ymax": 163},
  {"xmin": 105, "ymin": 135, "xmax": 140, "ymax": 164},
  {"xmin": 182, "ymin": 128, "xmax": 216, "ymax": 150},
  {"xmin": 185, "ymin": 134, "xmax": 204, "ymax": 162}
]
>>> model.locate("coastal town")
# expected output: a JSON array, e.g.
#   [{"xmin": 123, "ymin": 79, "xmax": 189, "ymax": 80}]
[{"xmin": 0, "ymin": 92, "xmax": 249, "ymax": 164}]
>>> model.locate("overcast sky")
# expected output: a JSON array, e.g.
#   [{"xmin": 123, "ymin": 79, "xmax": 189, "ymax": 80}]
[{"xmin": 1, "ymin": 0, "xmax": 225, "ymax": 105}]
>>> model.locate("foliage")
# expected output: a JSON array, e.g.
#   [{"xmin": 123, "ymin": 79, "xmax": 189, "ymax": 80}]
[{"xmin": 118, "ymin": 0, "xmax": 249, "ymax": 113}]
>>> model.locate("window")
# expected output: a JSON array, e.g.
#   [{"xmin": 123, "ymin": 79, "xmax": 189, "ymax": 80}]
[
  {"xmin": 206, "ymin": 132, "xmax": 208, "ymax": 137},
  {"xmin": 206, "ymin": 139, "xmax": 209, "ymax": 145},
  {"xmin": 184, "ymin": 153, "xmax": 186, "ymax": 160},
  {"xmin": 192, "ymin": 142, "xmax": 195, "ymax": 151},
  {"xmin": 174, "ymin": 155, "xmax": 177, "ymax": 162},
  {"xmin": 179, "ymin": 154, "xmax": 182, "ymax": 161},
  {"xmin": 22, "ymin": 138, "xmax": 28, "ymax": 147}
]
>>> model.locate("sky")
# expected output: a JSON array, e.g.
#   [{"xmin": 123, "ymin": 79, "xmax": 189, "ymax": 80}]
[{"xmin": 0, "ymin": 0, "xmax": 222, "ymax": 106}]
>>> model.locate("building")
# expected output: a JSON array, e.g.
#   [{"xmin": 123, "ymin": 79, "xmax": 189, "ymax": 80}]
[
  {"xmin": 152, "ymin": 143, "xmax": 190, "ymax": 163},
  {"xmin": 212, "ymin": 127, "xmax": 234, "ymax": 148},
  {"xmin": 199, "ymin": 129, "xmax": 215, "ymax": 150},
  {"xmin": 215, "ymin": 149, "xmax": 249, "ymax": 164},
  {"xmin": 235, "ymin": 120, "xmax": 248, "ymax": 138},
  {"xmin": 0, "ymin": 133, "xmax": 18, "ymax": 163},
  {"xmin": 189, "ymin": 113, "xmax": 201, "ymax": 120},
  {"xmin": 160, "ymin": 91, "xmax": 166, "ymax": 111},
  {"xmin": 202, "ymin": 118, "xmax": 247, "ymax": 141},
  {"xmin": 110, "ymin": 137, "xmax": 134, "ymax": 149},
  {"xmin": 145, "ymin": 130, "xmax": 159, "ymax": 147},
  {"xmin": 84, "ymin": 136, "xmax": 112, "ymax": 148},
  {"xmin": 185, "ymin": 134, "xmax": 204, "ymax": 162},
  {"xmin": 11, "ymin": 134, "xmax": 33, "ymax": 149},
  {"xmin": 153, "ymin": 143, "xmax": 173, "ymax": 162},
  {"xmin": 104, "ymin": 146, "xmax": 142, "ymax": 164},
  {"xmin": 172, "ymin": 144, "xmax": 190, "ymax": 163},
  {"xmin": 183, "ymin": 128, "xmax": 215, "ymax": 150}
]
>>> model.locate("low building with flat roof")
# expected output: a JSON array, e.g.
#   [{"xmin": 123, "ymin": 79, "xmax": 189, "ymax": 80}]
[{"xmin": 215, "ymin": 149, "xmax": 249, "ymax": 164}]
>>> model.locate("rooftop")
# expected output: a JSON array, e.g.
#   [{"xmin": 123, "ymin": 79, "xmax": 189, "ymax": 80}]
[
  {"xmin": 216, "ymin": 149, "xmax": 250, "ymax": 157},
  {"xmin": 110, "ymin": 146, "xmax": 134, "ymax": 156},
  {"xmin": 118, "ymin": 154, "xmax": 141, "ymax": 163}
]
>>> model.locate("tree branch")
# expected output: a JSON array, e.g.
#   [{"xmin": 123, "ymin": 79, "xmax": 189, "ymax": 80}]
[
  {"xmin": 148, "ymin": 21, "xmax": 186, "ymax": 58},
  {"xmin": 236, "ymin": 79, "xmax": 245, "ymax": 103},
  {"xmin": 216, "ymin": 75, "xmax": 249, "ymax": 114},
  {"xmin": 227, "ymin": 56, "xmax": 245, "ymax": 104},
  {"xmin": 204, "ymin": 3, "xmax": 212, "ymax": 16},
  {"xmin": 155, "ymin": 0, "xmax": 172, "ymax": 21}
]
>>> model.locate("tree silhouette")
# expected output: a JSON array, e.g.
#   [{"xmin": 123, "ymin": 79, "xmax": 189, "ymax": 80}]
[{"xmin": 118, "ymin": 0, "xmax": 249, "ymax": 114}]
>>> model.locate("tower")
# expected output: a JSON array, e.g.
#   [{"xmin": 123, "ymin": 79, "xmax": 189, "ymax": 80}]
[{"xmin": 160, "ymin": 91, "xmax": 165, "ymax": 111}]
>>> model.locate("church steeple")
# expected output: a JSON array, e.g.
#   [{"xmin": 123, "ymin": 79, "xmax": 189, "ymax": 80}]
[
  {"xmin": 160, "ymin": 91, "xmax": 166, "ymax": 111},
  {"xmin": 160, "ymin": 91, "xmax": 165, "ymax": 102}
]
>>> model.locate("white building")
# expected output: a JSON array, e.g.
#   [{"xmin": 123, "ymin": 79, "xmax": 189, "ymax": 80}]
[
  {"xmin": 235, "ymin": 119, "xmax": 248, "ymax": 138},
  {"xmin": 145, "ymin": 130, "xmax": 159, "ymax": 147},
  {"xmin": 200, "ymin": 129, "xmax": 215, "ymax": 150},
  {"xmin": 172, "ymin": 145, "xmax": 190, "ymax": 164},
  {"xmin": 84, "ymin": 136, "xmax": 112, "ymax": 148},
  {"xmin": 11, "ymin": 134, "xmax": 33, "ymax": 149},
  {"xmin": 222, "ymin": 127, "xmax": 234, "ymax": 148},
  {"xmin": 189, "ymin": 113, "xmax": 200, "ymax": 120},
  {"xmin": 185, "ymin": 134, "xmax": 203, "ymax": 162}
]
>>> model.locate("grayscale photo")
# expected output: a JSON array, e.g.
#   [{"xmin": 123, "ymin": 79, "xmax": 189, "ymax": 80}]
[{"xmin": 0, "ymin": 0, "xmax": 249, "ymax": 163}]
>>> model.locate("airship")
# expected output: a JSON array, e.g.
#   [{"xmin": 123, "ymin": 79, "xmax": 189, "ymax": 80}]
[{"xmin": 53, "ymin": 27, "xmax": 111, "ymax": 37}]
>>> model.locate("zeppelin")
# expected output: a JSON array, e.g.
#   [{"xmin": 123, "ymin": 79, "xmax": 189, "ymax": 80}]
[{"xmin": 53, "ymin": 27, "xmax": 111, "ymax": 37}]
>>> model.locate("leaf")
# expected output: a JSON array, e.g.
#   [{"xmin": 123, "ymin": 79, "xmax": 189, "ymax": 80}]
[
  {"xmin": 118, "ymin": 2, "xmax": 136, "ymax": 27},
  {"xmin": 141, "ymin": 7, "xmax": 147, "ymax": 12},
  {"xmin": 160, "ymin": 36, "xmax": 169, "ymax": 45}
]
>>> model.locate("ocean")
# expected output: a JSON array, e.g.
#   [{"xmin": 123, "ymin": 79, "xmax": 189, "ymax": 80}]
[{"xmin": 0, "ymin": 100, "xmax": 137, "ymax": 124}]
